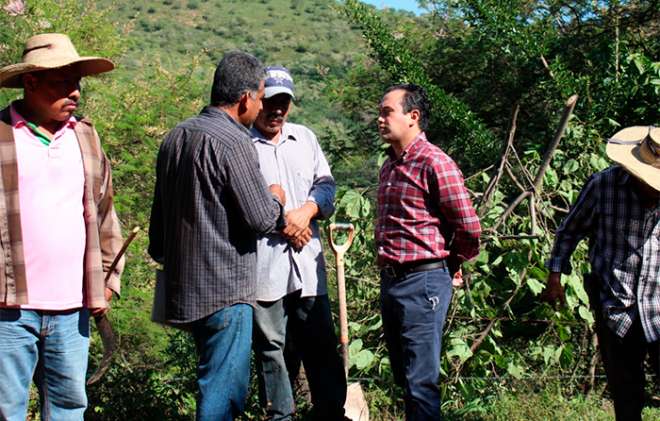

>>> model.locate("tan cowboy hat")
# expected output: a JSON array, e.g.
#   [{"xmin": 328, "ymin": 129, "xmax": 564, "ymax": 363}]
[
  {"xmin": 606, "ymin": 125, "xmax": 660, "ymax": 191},
  {"xmin": 0, "ymin": 33, "xmax": 114, "ymax": 88}
]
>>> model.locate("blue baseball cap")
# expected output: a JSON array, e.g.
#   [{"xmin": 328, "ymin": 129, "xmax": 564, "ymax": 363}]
[{"xmin": 264, "ymin": 66, "xmax": 295, "ymax": 99}]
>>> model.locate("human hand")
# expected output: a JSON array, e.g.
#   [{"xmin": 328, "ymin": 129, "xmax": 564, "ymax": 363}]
[
  {"xmin": 282, "ymin": 202, "xmax": 318, "ymax": 239},
  {"xmin": 452, "ymin": 268, "xmax": 464, "ymax": 288},
  {"xmin": 540, "ymin": 272, "xmax": 565, "ymax": 307},
  {"xmin": 287, "ymin": 227, "xmax": 312, "ymax": 251},
  {"xmin": 91, "ymin": 287, "xmax": 114, "ymax": 317},
  {"xmin": 269, "ymin": 184, "xmax": 286, "ymax": 206}
]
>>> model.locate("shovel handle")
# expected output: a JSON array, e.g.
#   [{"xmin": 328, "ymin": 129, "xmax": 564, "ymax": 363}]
[
  {"xmin": 327, "ymin": 223, "xmax": 355, "ymax": 257},
  {"xmin": 327, "ymin": 222, "xmax": 355, "ymax": 378}
]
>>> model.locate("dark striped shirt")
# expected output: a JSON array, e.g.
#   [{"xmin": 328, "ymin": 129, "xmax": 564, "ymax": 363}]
[
  {"xmin": 547, "ymin": 166, "xmax": 660, "ymax": 341},
  {"xmin": 149, "ymin": 106, "xmax": 284, "ymax": 324}
]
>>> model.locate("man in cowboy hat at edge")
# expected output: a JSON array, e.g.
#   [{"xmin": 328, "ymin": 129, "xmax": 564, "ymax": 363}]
[
  {"xmin": 0, "ymin": 33, "xmax": 124, "ymax": 420},
  {"xmin": 542, "ymin": 126, "xmax": 660, "ymax": 421}
]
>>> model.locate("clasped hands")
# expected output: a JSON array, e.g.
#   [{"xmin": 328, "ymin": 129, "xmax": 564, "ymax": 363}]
[
  {"xmin": 268, "ymin": 185, "xmax": 316, "ymax": 251},
  {"xmin": 282, "ymin": 202, "xmax": 318, "ymax": 251}
]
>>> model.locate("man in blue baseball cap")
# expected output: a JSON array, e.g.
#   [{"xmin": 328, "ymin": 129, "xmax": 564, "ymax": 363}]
[{"xmin": 250, "ymin": 66, "xmax": 347, "ymax": 420}]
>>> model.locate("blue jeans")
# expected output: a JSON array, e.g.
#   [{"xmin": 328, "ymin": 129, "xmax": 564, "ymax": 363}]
[
  {"xmin": 0, "ymin": 308, "xmax": 90, "ymax": 421},
  {"xmin": 380, "ymin": 268, "xmax": 453, "ymax": 421},
  {"xmin": 253, "ymin": 292, "xmax": 346, "ymax": 421},
  {"xmin": 190, "ymin": 303, "xmax": 253, "ymax": 421}
]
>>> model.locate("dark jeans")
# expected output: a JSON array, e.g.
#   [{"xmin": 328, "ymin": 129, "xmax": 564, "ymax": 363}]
[
  {"xmin": 190, "ymin": 304, "xmax": 253, "ymax": 421},
  {"xmin": 380, "ymin": 267, "xmax": 453, "ymax": 421},
  {"xmin": 595, "ymin": 309, "xmax": 660, "ymax": 421},
  {"xmin": 253, "ymin": 292, "xmax": 347, "ymax": 421}
]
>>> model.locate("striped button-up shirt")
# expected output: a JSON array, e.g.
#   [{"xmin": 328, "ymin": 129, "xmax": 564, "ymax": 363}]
[
  {"xmin": 547, "ymin": 166, "xmax": 660, "ymax": 341},
  {"xmin": 148, "ymin": 106, "xmax": 284, "ymax": 324},
  {"xmin": 0, "ymin": 103, "xmax": 124, "ymax": 308},
  {"xmin": 376, "ymin": 132, "xmax": 481, "ymax": 266},
  {"xmin": 251, "ymin": 122, "xmax": 335, "ymax": 302}
]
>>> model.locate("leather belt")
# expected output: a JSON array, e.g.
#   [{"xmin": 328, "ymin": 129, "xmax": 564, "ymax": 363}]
[{"xmin": 381, "ymin": 259, "xmax": 447, "ymax": 279}]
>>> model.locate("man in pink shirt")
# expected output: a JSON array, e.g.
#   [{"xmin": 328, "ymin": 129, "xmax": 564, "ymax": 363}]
[{"xmin": 0, "ymin": 34, "xmax": 124, "ymax": 420}]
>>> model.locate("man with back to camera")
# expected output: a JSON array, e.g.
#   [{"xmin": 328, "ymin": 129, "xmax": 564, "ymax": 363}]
[
  {"xmin": 542, "ymin": 126, "xmax": 660, "ymax": 421},
  {"xmin": 376, "ymin": 84, "xmax": 481, "ymax": 420},
  {"xmin": 250, "ymin": 66, "xmax": 347, "ymax": 421},
  {"xmin": 0, "ymin": 33, "xmax": 125, "ymax": 420},
  {"xmin": 148, "ymin": 51, "xmax": 286, "ymax": 421}
]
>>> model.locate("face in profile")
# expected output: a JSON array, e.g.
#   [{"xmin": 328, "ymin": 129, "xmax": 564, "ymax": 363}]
[
  {"xmin": 23, "ymin": 67, "xmax": 82, "ymax": 123},
  {"xmin": 240, "ymin": 79, "xmax": 265, "ymax": 128},
  {"xmin": 377, "ymin": 89, "xmax": 417, "ymax": 144},
  {"xmin": 254, "ymin": 93, "xmax": 292, "ymax": 138}
]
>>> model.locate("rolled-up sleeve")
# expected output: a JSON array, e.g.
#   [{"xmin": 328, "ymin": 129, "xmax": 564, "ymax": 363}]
[
  {"xmin": 306, "ymin": 134, "xmax": 335, "ymax": 219},
  {"xmin": 546, "ymin": 174, "xmax": 598, "ymax": 274}
]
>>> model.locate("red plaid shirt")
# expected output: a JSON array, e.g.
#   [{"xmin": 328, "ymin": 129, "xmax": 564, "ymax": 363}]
[{"xmin": 376, "ymin": 133, "xmax": 481, "ymax": 266}]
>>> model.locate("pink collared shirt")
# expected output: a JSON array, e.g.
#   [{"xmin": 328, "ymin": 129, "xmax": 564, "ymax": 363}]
[{"xmin": 10, "ymin": 104, "xmax": 86, "ymax": 310}]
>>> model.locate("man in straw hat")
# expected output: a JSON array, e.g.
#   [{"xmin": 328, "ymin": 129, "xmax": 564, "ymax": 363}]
[
  {"xmin": 0, "ymin": 33, "xmax": 124, "ymax": 419},
  {"xmin": 543, "ymin": 126, "xmax": 660, "ymax": 421}
]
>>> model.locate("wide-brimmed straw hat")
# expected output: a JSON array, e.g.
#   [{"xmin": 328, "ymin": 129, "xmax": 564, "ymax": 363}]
[
  {"xmin": 0, "ymin": 33, "xmax": 114, "ymax": 88},
  {"xmin": 606, "ymin": 125, "xmax": 660, "ymax": 191}
]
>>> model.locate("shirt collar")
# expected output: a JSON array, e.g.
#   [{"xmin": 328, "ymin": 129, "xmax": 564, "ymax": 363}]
[
  {"xmin": 201, "ymin": 106, "xmax": 251, "ymax": 136},
  {"xmin": 251, "ymin": 122, "xmax": 297, "ymax": 144},
  {"xmin": 616, "ymin": 165, "xmax": 631, "ymax": 186},
  {"xmin": 385, "ymin": 131, "xmax": 426, "ymax": 161},
  {"xmin": 9, "ymin": 101, "xmax": 77, "ymax": 130}
]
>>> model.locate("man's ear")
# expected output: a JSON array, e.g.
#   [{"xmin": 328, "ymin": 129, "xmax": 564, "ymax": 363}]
[
  {"xmin": 409, "ymin": 108, "xmax": 421, "ymax": 127},
  {"xmin": 22, "ymin": 73, "xmax": 38, "ymax": 92},
  {"xmin": 237, "ymin": 91, "xmax": 249, "ymax": 115}
]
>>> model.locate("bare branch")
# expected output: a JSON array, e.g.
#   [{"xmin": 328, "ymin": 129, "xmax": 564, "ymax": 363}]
[
  {"xmin": 492, "ymin": 95, "xmax": 578, "ymax": 231},
  {"xmin": 504, "ymin": 162, "xmax": 527, "ymax": 192},
  {"xmin": 540, "ymin": 54, "xmax": 555, "ymax": 79},
  {"xmin": 478, "ymin": 103, "xmax": 520, "ymax": 218},
  {"xmin": 532, "ymin": 94, "xmax": 578, "ymax": 194},
  {"xmin": 530, "ymin": 193, "xmax": 538, "ymax": 234}
]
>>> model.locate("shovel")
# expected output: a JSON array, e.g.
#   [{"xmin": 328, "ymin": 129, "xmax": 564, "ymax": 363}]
[{"xmin": 327, "ymin": 223, "xmax": 369, "ymax": 421}]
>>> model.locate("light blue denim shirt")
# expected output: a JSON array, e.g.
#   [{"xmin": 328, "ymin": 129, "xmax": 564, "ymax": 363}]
[{"xmin": 251, "ymin": 122, "xmax": 336, "ymax": 301}]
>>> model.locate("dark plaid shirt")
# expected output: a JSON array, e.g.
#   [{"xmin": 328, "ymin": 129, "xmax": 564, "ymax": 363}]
[
  {"xmin": 149, "ymin": 107, "xmax": 284, "ymax": 324},
  {"xmin": 548, "ymin": 166, "xmax": 660, "ymax": 342},
  {"xmin": 376, "ymin": 133, "xmax": 481, "ymax": 266}
]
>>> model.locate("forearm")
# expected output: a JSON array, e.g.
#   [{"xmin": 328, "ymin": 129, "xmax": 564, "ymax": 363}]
[{"xmin": 307, "ymin": 176, "xmax": 335, "ymax": 219}]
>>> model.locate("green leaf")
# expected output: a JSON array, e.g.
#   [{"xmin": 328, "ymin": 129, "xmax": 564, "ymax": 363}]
[
  {"xmin": 527, "ymin": 277, "xmax": 545, "ymax": 295},
  {"xmin": 446, "ymin": 338, "xmax": 473, "ymax": 363},
  {"xmin": 506, "ymin": 362, "xmax": 524, "ymax": 379},
  {"xmin": 562, "ymin": 159, "xmax": 579, "ymax": 175},
  {"xmin": 565, "ymin": 274, "xmax": 590, "ymax": 305},
  {"xmin": 348, "ymin": 321, "xmax": 363, "ymax": 334},
  {"xmin": 348, "ymin": 339, "xmax": 363, "ymax": 357},
  {"xmin": 353, "ymin": 349, "xmax": 375, "ymax": 370},
  {"xmin": 544, "ymin": 167, "xmax": 559, "ymax": 188},
  {"xmin": 578, "ymin": 305, "xmax": 594, "ymax": 325},
  {"xmin": 340, "ymin": 189, "xmax": 363, "ymax": 219},
  {"xmin": 475, "ymin": 250, "xmax": 490, "ymax": 264},
  {"xmin": 542, "ymin": 345, "xmax": 555, "ymax": 365},
  {"xmin": 360, "ymin": 196, "xmax": 371, "ymax": 218}
]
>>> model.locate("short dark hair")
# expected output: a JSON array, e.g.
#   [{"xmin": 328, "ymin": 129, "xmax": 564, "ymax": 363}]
[
  {"xmin": 384, "ymin": 84, "xmax": 431, "ymax": 131},
  {"xmin": 210, "ymin": 51, "xmax": 265, "ymax": 106}
]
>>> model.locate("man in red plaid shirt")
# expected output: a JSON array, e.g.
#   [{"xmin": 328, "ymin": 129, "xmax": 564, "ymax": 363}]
[{"xmin": 376, "ymin": 84, "xmax": 481, "ymax": 421}]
